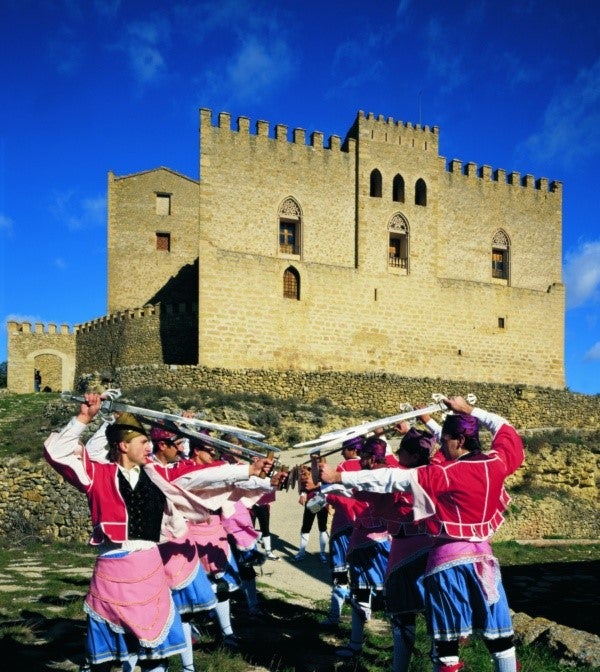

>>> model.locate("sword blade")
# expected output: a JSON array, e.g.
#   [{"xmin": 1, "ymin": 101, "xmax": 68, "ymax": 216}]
[{"xmin": 297, "ymin": 401, "xmax": 447, "ymax": 451}]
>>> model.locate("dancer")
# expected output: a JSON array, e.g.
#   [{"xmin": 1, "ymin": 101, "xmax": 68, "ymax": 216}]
[
  {"xmin": 293, "ymin": 466, "xmax": 329, "ymax": 562},
  {"xmin": 320, "ymin": 436, "xmax": 366, "ymax": 627},
  {"xmin": 334, "ymin": 436, "xmax": 391, "ymax": 659}
]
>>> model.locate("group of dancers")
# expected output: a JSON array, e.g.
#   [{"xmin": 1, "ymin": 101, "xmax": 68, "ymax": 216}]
[
  {"xmin": 308, "ymin": 395, "xmax": 523, "ymax": 672},
  {"xmin": 45, "ymin": 393, "xmax": 282, "ymax": 672},
  {"xmin": 45, "ymin": 393, "xmax": 523, "ymax": 672}
]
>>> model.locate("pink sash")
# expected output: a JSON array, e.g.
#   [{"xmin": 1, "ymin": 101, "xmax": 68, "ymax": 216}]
[
  {"xmin": 220, "ymin": 501, "xmax": 260, "ymax": 551},
  {"xmin": 425, "ymin": 539, "xmax": 501, "ymax": 605},
  {"xmin": 159, "ymin": 532, "xmax": 199, "ymax": 590},
  {"xmin": 386, "ymin": 534, "xmax": 433, "ymax": 577},
  {"xmin": 84, "ymin": 546, "xmax": 175, "ymax": 648},
  {"xmin": 188, "ymin": 516, "xmax": 230, "ymax": 574}
]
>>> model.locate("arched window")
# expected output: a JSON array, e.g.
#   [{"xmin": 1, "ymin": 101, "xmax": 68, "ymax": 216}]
[
  {"xmin": 415, "ymin": 178, "xmax": 427, "ymax": 206},
  {"xmin": 388, "ymin": 213, "xmax": 409, "ymax": 271},
  {"xmin": 492, "ymin": 230, "xmax": 510, "ymax": 282},
  {"xmin": 392, "ymin": 174, "xmax": 405, "ymax": 203},
  {"xmin": 279, "ymin": 197, "xmax": 302, "ymax": 256},
  {"xmin": 283, "ymin": 267, "xmax": 300, "ymax": 300},
  {"xmin": 370, "ymin": 169, "xmax": 382, "ymax": 198}
]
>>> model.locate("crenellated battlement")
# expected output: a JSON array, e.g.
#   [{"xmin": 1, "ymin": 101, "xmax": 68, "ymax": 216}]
[
  {"xmin": 200, "ymin": 108, "xmax": 351, "ymax": 152},
  {"xmin": 75, "ymin": 302, "xmax": 197, "ymax": 334},
  {"xmin": 358, "ymin": 109, "xmax": 440, "ymax": 136},
  {"xmin": 8, "ymin": 320, "xmax": 72, "ymax": 335},
  {"xmin": 341, "ymin": 109, "xmax": 440, "ymax": 152},
  {"xmin": 446, "ymin": 158, "xmax": 561, "ymax": 194},
  {"xmin": 7, "ymin": 320, "xmax": 76, "ymax": 393}
]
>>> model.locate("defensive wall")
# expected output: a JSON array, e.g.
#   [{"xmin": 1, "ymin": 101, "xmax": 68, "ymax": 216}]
[
  {"xmin": 7, "ymin": 106, "xmax": 566, "ymax": 393},
  {"xmin": 7, "ymin": 321, "xmax": 76, "ymax": 394},
  {"xmin": 75, "ymin": 302, "xmax": 198, "ymax": 378},
  {"xmin": 7, "ymin": 303, "xmax": 198, "ymax": 393}
]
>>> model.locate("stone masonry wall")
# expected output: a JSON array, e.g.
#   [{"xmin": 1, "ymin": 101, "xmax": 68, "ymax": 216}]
[
  {"xmin": 196, "ymin": 109, "xmax": 564, "ymax": 388},
  {"xmin": 108, "ymin": 364, "xmax": 599, "ymax": 431},
  {"xmin": 75, "ymin": 303, "xmax": 198, "ymax": 378},
  {"xmin": 108, "ymin": 168, "xmax": 199, "ymax": 312},
  {"xmin": 1, "ymin": 441, "xmax": 597, "ymax": 545},
  {"xmin": 7, "ymin": 321, "xmax": 76, "ymax": 394}
]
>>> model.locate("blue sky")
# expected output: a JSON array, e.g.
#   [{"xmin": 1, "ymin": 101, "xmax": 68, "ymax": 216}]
[{"xmin": 1, "ymin": 0, "xmax": 599, "ymax": 394}]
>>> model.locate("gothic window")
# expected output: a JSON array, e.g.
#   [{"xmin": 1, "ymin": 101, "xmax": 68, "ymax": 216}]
[
  {"xmin": 283, "ymin": 267, "xmax": 300, "ymax": 300},
  {"xmin": 492, "ymin": 230, "xmax": 510, "ymax": 281},
  {"xmin": 279, "ymin": 197, "xmax": 302, "ymax": 256},
  {"xmin": 392, "ymin": 174, "xmax": 405, "ymax": 203},
  {"xmin": 388, "ymin": 213, "xmax": 409, "ymax": 270},
  {"xmin": 156, "ymin": 193, "xmax": 171, "ymax": 215},
  {"xmin": 370, "ymin": 169, "xmax": 382, "ymax": 197},
  {"xmin": 415, "ymin": 178, "xmax": 427, "ymax": 206},
  {"xmin": 156, "ymin": 232, "xmax": 171, "ymax": 251}
]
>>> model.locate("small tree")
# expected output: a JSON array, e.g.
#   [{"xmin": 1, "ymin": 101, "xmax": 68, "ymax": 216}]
[{"xmin": 0, "ymin": 361, "xmax": 7, "ymax": 388}]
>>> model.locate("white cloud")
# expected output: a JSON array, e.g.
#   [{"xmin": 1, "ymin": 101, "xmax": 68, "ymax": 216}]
[
  {"xmin": 520, "ymin": 57, "xmax": 600, "ymax": 167},
  {"xmin": 563, "ymin": 240, "xmax": 600, "ymax": 309},
  {"xmin": 0, "ymin": 213, "xmax": 14, "ymax": 236},
  {"xmin": 395, "ymin": 0, "xmax": 414, "ymax": 21},
  {"xmin": 54, "ymin": 258, "xmax": 67, "ymax": 271},
  {"xmin": 423, "ymin": 18, "xmax": 467, "ymax": 94},
  {"xmin": 125, "ymin": 20, "xmax": 170, "ymax": 85},
  {"xmin": 4, "ymin": 313, "xmax": 44, "ymax": 328},
  {"xmin": 584, "ymin": 342, "xmax": 600, "ymax": 361},
  {"xmin": 49, "ymin": 192, "xmax": 106, "ymax": 231},
  {"xmin": 226, "ymin": 37, "xmax": 292, "ymax": 101}
]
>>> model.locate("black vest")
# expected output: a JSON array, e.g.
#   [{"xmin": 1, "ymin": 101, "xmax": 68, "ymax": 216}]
[{"xmin": 118, "ymin": 468, "xmax": 166, "ymax": 542}]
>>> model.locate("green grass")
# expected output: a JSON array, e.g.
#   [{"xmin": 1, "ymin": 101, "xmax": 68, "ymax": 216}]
[
  {"xmin": 493, "ymin": 540, "xmax": 600, "ymax": 565},
  {"xmin": 0, "ymin": 540, "xmax": 598, "ymax": 671}
]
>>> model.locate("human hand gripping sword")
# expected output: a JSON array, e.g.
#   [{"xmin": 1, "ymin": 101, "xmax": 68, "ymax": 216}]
[{"xmin": 60, "ymin": 389, "xmax": 265, "ymax": 438}]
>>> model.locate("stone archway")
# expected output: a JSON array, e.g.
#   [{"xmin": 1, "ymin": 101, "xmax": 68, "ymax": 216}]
[{"xmin": 26, "ymin": 349, "xmax": 75, "ymax": 393}]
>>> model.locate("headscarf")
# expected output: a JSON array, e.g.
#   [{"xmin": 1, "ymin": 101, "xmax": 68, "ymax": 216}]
[{"xmin": 442, "ymin": 413, "xmax": 479, "ymax": 440}]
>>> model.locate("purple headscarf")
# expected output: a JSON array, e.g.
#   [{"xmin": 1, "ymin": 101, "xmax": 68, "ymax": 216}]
[
  {"xmin": 342, "ymin": 436, "xmax": 364, "ymax": 452},
  {"xmin": 359, "ymin": 436, "xmax": 387, "ymax": 460},
  {"xmin": 400, "ymin": 427, "xmax": 436, "ymax": 456},
  {"xmin": 442, "ymin": 413, "xmax": 479, "ymax": 440}
]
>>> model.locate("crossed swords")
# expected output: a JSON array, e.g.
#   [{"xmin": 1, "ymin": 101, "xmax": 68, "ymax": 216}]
[
  {"xmin": 62, "ymin": 390, "xmax": 475, "ymax": 491},
  {"xmin": 60, "ymin": 390, "xmax": 284, "ymax": 477}
]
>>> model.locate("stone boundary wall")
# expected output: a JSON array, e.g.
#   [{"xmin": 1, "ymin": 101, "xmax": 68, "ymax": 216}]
[
  {"xmin": 1, "ymin": 459, "xmax": 91, "ymax": 543},
  {"xmin": 98, "ymin": 364, "xmax": 600, "ymax": 431}
]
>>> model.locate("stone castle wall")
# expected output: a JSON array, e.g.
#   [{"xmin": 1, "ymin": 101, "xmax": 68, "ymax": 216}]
[
  {"xmin": 6, "ymin": 106, "xmax": 565, "ymax": 394},
  {"xmin": 196, "ymin": 108, "xmax": 564, "ymax": 388},
  {"xmin": 6, "ymin": 321, "xmax": 76, "ymax": 394},
  {"xmin": 75, "ymin": 302, "xmax": 198, "ymax": 377}
]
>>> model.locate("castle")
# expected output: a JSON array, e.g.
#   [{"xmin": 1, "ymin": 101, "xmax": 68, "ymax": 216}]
[{"xmin": 7, "ymin": 108, "xmax": 565, "ymax": 393}]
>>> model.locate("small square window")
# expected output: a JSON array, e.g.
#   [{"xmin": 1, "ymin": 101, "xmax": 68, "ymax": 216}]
[
  {"xmin": 156, "ymin": 193, "xmax": 171, "ymax": 215},
  {"xmin": 498, "ymin": 317, "xmax": 505, "ymax": 329},
  {"xmin": 156, "ymin": 232, "xmax": 171, "ymax": 251}
]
